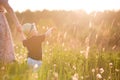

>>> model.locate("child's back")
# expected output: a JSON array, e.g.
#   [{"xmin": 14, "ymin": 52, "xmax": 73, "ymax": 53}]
[
  {"xmin": 20, "ymin": 23, "xmax": 54, "ymax": 70},
  {"xmin": 23, "ymin": 34, "xmax": 45, "ymax": 60}
]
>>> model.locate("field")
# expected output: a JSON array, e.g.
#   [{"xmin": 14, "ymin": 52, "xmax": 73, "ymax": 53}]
[{"xmin": 0, "ymin": 10, "xmax": 120, "ymax": 80}]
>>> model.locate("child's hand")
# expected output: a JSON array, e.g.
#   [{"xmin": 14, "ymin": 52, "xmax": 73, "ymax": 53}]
[
  {"xmin": 45, "ymin": 27, "xmax": 55, "ymax": 36},
  {"xmin": 51, "ymin": 27, "xmax": 56, "ymax": 31}
]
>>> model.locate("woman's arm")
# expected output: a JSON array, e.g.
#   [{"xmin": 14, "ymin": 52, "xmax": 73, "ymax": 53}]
[
  {"xmin": 1, "ymin": 1, "xmax": 21, "ymax": 28},
  {"xmin": 20, "ymin": 31, "xmax": 26, "ymax": 41},
  {"xmin": 1, "ymin": 1, "xmax": 26, "ymax": 41}
]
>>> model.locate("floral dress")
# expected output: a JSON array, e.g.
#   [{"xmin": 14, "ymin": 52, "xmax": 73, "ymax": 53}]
[{"xmin": 0, "ymin": 0, "xmax": 15, "ymax": 63}]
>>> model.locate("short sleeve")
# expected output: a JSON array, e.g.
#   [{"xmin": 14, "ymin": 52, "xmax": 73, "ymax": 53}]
[
  {"xmin": 38, "ymin": 34, "xmax": 45, "ymax": 42},
  {"xmin": 23, "ymin": 39, "xmax": 27, "ymax": 47}
]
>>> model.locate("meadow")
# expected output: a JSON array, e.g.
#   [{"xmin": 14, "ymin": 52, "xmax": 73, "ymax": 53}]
[{"xmin": 0, "ymin": 10, "xmax": 120, "ymax": 80}]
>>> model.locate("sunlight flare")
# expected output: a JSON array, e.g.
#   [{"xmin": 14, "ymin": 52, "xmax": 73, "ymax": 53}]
[{"xmin": 9, "ymin": 0, "xmax": 120, "ymax": 13}]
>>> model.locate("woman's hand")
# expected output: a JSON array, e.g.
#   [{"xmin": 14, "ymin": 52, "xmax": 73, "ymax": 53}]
[
  {"xmin": 16, "ymin": 24, "xmax": 22, "ymax": 33},
  {"xmin": 16, "ymin": 24, "xmax": 26, "ymax": 40}
]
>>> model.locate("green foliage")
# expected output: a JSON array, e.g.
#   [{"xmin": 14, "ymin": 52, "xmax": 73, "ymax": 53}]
[{"xmin": 6, "ymin": 10, "xmax": 120, "ymax": 50}]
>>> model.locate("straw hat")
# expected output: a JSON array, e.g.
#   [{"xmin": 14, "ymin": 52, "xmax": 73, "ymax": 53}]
[{"xmin": 22, "ymin": 23, "xmax": 37, "ymax": 37}]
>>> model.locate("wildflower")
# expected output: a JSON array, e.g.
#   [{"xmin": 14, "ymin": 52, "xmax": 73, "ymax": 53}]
[
  {"xmin": 53, "ymin": 64, "xmax": 56, "ymax": 68},
  {"xmin": 32, "ymin": 73, "xmax": 38, "ymax": 79},
  {"xmin": 1, "ymin": 66, "xmax": 5, "ymax": 70},
  {"xmin": 42, "ymin": 26, "xmax": 45, "ymax": 29},
  {"xmin": 46, "ymin": 41, "xmax": 49, "ymax": 45},
  {"xmin": 109, "ymin": 63, "xmax": 113, "ymax": 66},
  {"xmin": 65, "ymin": 62, "xmax": 70, "ymax": 66},
  {"xmin": 53, "ymin": 72, "xmax": 58, "ymax": 80},
  {"xmin": 95, "ymin": 34, "xmax": 98, "ymax": 43},
  {"xmin": 89, "ymin": 21, "xmax": 92, "ymax": 28},
  {"xmin": 64, "ymin": 48, "xmax": 67, "ymax": 51},
  {"xmin": 109, "ymin": 62, "xmax": 113, "ymax": 68},
  {"xmin": 72, "ymin": 73, "xmax": 79, "ymax": 80},
  {"xmin": 80, "ymin": 76, "xmax": 84, "ymax": 80},
  {"xmin": 49, "ymin": 48, "xmax": 52, "ymax": 53},
  {"xmin": 62, "ymin": 42, "xmax": 64, "ymax": 47},
  {"xmin": 96, "ymin": 73, "xmax": 102, "ymax": 79},
  {"xmin": 92, "ymin": 68, "xmax": 95, "ymax": 73},
  {"xmin": 46, "ymin": 27, "xmax": 49, "ymax": 30},
  {"xmin": 85, "ymin": 46, "xmax": 90, "ymax": 59},
  {"xmin": 63, "ymin": 32, "xmax": 67, "ymax": 39},
  {"xmin": 108, "ymin": 76, "xmax": 111, "ymax": 80},
  {"xmin": 115, "ymin": 69, "xmax": 119, "ymax": 72},
  {"xmin": 80, "ymin": 50, "xmax": 85, "ymax": 54},
  {"xmin": 102, "ymin": 48, "xmax": 105, "ymax": 52},
  {"xmin": 73, "ymin": 65, "xmax": 76, "ymax": 70},
  {"xmin": 100, "ymin": 68, "xmax": 104, "ymax": 74}
]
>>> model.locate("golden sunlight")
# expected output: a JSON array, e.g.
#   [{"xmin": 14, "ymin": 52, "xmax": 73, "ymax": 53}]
[{"xmin": 9, "ymin": 0, "xmax": 120, "ymax": 13}]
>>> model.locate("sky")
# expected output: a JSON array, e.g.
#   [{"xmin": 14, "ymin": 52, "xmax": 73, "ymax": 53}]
[{"xmin": 9, "ymin": 0, "xmax": 120, "ymax": 13}]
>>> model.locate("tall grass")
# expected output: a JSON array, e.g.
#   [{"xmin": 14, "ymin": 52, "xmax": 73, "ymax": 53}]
[
  {"xmin": 0, "ymin": 44, "xmax": 119, "ymax": 80},
  {"xmin": 0, "ymin": 21, "xmax": 120, "ymax": 80}
]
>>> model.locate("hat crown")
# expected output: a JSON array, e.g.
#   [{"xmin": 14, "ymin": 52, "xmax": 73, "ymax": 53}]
[
  {"xmin": 23, "ymin": 23, "xmax": 37, "ymax": 32},
  {"xmin": 22, "ymin": 23, "xmax": 37, "ymax": 37}
]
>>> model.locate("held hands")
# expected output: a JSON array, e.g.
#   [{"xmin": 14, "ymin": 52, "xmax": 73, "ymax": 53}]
[
  {"xmin": 16, "ymin": 24, "xmax": 26, "ymax": 40},
  {"xmin": 16, "ymin": 24, "xmax": 22, "ymax": 33}
]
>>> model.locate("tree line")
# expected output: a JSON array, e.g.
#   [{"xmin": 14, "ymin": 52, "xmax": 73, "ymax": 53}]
[{"xmin": 6, "ymin": 9, "xmax": 120, "ymax": 51}]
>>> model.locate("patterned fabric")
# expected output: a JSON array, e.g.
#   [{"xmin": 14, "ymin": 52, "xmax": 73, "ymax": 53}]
[
  {"xmin": 0, "ymin": 0, "xmax": 8, "ymax": 12},
  {"xmin": 0, "ymin": 0, "xmax": 8, "ymax": 3},
  {"xmin": 0, "ymin": 12, "xmax": 15, "ymax": 63}
]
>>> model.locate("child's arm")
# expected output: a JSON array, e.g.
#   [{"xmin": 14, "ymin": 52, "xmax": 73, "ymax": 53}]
[
  {"xmin": 45, "ymin": 27, "xmax": 55, "ymax": 36},
  {"xmin": 38, "ymin": 27, "xmax": 54, "ymax": 42},
  {"xmin": 1, "ymin": 1, "xmax": 26, "ymax": 41}
]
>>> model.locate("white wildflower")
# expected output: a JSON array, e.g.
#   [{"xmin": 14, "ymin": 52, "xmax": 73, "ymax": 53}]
[
  {"xmin": 53, "ymin": 72, "xmax": 58, "ymax": 80},
  {"xmin": 92, "ymin": 68, "xmax": 95, "ymax": 73},
  {"xmin": 109, "ymin": 62, "xmax": 113, "ymax": 68},
  {"xmin": 115, "ymin": 69, "xmax": 119, "ymax": 72},
  {"xmin": 100, "ymin": 68, "xmax": 104, "ymax": 74},
  {"xmin": 80, "ymin": 76, "xmax": 84, "ymax": 79},
  {"xmin": 73, "ymin": 65, "xmax": 76, "ymax": 70},
  {"xmin": 72, "ymin": 73, "xmax": 79, "ymax": 80},
  {"xmin": 96, "ymin": 73, "xmax": 102, "ymax": 79},
  {"xmin": 1, "ymin": 66, "xmax": 5, "ymax": 70}
]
